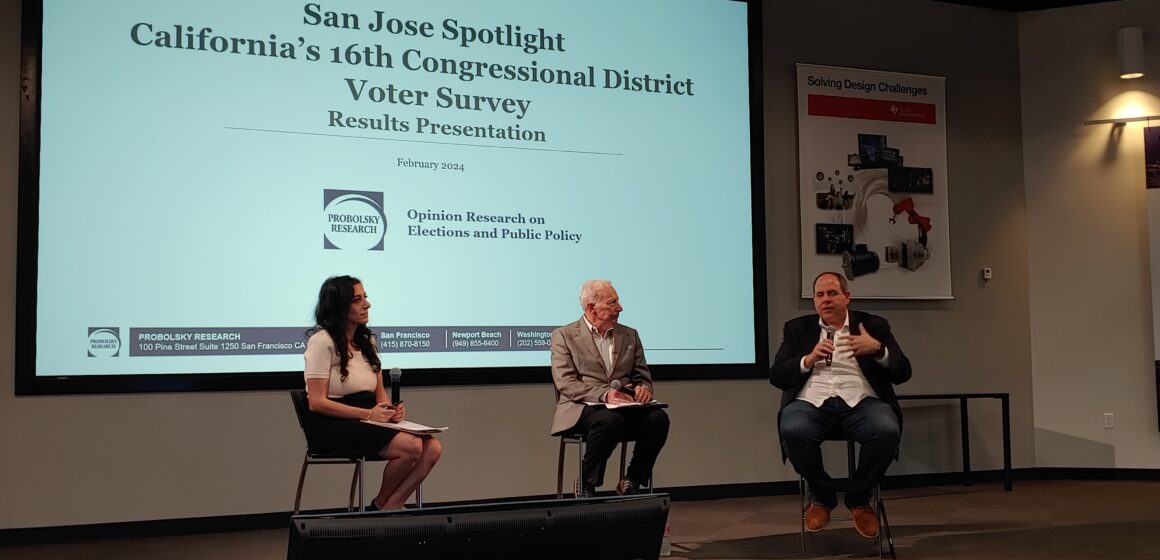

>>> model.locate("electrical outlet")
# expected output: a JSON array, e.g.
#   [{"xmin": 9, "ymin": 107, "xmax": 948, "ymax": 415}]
[
  {"xmin": 1104, "ymin": 412, "xmax": 1115, "ymax": 429},
  {"xmin": 982, "ymin": 267, "xmax": 993, "ymax": 280}
]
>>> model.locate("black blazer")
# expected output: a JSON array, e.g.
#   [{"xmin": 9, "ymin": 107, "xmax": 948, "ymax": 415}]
[{"xmin": 769, "ymin": 311, "xmax": 912, "ymax": 453}]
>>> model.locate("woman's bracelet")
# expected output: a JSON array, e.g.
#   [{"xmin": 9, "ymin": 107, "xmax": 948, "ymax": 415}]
[{"xmin": 365, "ymin": 408, "xmax": 373, "ymax": 421}]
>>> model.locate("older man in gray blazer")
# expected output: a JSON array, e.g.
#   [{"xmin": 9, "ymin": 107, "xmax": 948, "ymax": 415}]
[{"xmin": 550, "ymin": 279, "xmax": 670, "ymax": 497}]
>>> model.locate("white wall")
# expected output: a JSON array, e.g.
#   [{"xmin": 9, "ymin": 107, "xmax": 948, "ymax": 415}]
[
  {"xmin": 1020, "ymin": 0, "xmax": 1160, "ymax": 468},
  {"xmin": 0, "ymin": 0, "xmax": 1047, "ymax": 530}
]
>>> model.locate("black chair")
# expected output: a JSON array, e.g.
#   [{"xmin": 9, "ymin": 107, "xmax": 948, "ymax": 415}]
[
  {"xmin": 290, "ymin": 390, "xmax": 422, "ymax": 513},
  {"xmin": 798, "ymin": 438, "xmax": 895, "ymax": 558},
  {"xmin": 552, "ymin": 387, "xmax": 653, "ymax": 498},
  {"xmin": 556, "ymin": 431, "xmax": 631, "ymax": 498}
]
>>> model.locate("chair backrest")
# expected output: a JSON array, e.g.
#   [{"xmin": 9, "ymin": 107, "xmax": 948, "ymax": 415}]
[{"xmin": 290, "ymin": 389, "xmax": 310, "ymax": 433}]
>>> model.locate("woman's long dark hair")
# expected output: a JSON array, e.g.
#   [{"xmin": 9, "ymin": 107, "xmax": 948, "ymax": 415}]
[{"xmin": 310, "ymin": 275, "xmax": 381, "ymax": 381}]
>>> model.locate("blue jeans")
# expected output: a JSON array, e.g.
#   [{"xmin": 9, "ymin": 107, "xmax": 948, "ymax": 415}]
[{"xmin": 780, "ymin": 396, "xmax": 900, "ymax": 508}]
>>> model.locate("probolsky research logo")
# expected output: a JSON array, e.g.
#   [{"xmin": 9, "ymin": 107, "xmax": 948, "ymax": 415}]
[
  {"xmin": 88, "ymin": 327, "xmax": 121, "ymax": 357},
  {"xmin": 323, "ymin": 189, "xmax": 387, "ymax": 250}
]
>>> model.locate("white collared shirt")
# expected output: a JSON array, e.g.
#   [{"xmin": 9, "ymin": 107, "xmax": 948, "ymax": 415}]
[{"xmin": 796, "ymin": 314, "xmax": 882, "ymax": 408}]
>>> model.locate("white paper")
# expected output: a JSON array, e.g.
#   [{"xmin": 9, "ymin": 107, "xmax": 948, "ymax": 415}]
[
  {"xmin": 360, "ymin": 419, "xmax": 449, "ymax": 434},
  {"xmin": 582, "ymin": 400, "xmax": 664, "ymax": 410}
]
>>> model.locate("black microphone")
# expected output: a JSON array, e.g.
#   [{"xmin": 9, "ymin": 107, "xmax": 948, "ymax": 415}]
[
  {"xmin": 389, "ymin": 367, "xmax": 402, "ymax": 404},
  {"xmin": 824, "ymin": 327, "xmax": 836, "ymax": 366},
  {"xmin": 610, "ymin": 379, "xmax": 634, "ymax": 397}
]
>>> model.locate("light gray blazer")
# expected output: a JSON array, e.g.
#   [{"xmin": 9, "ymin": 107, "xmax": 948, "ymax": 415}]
[{"xmin": 550, "ymin": 317, "xmax": 653, "ymax": 435}]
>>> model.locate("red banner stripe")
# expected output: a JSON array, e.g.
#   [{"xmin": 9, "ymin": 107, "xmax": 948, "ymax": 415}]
[{"xmin": 807, "ymin": 94, "xmax": 937, "ymax": 124}]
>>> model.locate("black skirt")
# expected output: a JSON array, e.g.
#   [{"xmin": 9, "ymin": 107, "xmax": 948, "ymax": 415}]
[{"xmin": 303, "ymin": 391, "xmax": 398, "ymax": 460}]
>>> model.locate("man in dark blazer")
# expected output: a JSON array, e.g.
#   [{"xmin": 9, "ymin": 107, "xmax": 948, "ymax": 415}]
[
  {"xmin": 770, "ymin": 272, "xmax": 912, "ymax": 539},
  {"xmin": 551, "ymin": 279, "xmax": 669, "ymax": 497}
]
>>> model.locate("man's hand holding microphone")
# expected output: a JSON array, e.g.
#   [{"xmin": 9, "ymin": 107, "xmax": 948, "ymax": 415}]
[
  {"xmin": 803, "ymin": 327, "xmax": 836, "ymax": 370},
  {"xmin": 605, "ymin": 379, "xmax": 653, "ymax": 404},
  {"xmin": 803, "ymin": 326, "xmax": 884, "ymax": 370}
]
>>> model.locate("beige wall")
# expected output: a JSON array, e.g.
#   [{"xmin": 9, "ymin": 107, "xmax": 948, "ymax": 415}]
[
  {"xmin": 0, "ymin": 0, "xmax": 1059, "ymax": 530},
  {"xmin": 1019, "ymin": 0, "xmax": 1160, "ymax": 468}
]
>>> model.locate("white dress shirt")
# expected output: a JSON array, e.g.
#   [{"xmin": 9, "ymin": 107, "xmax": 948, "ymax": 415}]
[{"xmin": 796, "ymin": 314, "xmax": 887, "ymax": 408}]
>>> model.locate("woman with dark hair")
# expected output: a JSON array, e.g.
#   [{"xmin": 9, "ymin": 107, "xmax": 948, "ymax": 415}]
[{"xmin": 303, "ymin": 275, "xmax": 441, "ymax": 510}]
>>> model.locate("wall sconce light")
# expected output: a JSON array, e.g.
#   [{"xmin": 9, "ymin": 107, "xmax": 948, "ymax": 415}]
[{"xmin": 1118, "ymin": 26, "xmax": 1145, "ymax": 79}]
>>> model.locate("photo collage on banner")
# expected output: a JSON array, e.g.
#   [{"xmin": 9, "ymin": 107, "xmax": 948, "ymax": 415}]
[{"xmin": 796, "ymin": 64, "xmax": 952, "ymax": 299}]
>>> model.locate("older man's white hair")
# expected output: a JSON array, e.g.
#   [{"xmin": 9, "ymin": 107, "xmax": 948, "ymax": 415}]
[{"xmin": 579, "ymin": 279, "xmax": 614, "ymax": 308}]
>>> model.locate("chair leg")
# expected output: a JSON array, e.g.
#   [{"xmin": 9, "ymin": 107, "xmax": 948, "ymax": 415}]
[
  {"xmin": 577, "ymin": 439, "xmax": 585, "ymax": 497},
  {"xmin": 415, "ymin": 483, "xmax": 423, "ymax": 508},
  {"xmin": 876, "ymin": 485, "xmax": 895, "ymax": 558},
  {"xmin": 876, "ymin": 484, "xmax": 883, "ymax": 558},
  {"xmin": 557, "ymin": 438, "xmax": 566, "ymax": 499},
  {"xmin": 799, "ymin": 476, "xmax": 808, "ymax": 557},
  {"xmin": 293, "ymin": 455, "xmax": 309, "ymax": 515},
  {"xmin": 347, "ymin": 461, "xmax": 359, "ymax": 512},
  {"xmin": 357, "ymin": 459, "xmax": 366, "ymax": 511},
  {"xmin": 618, "ymin": 441, "xmax": 628, "ymax": 485}
]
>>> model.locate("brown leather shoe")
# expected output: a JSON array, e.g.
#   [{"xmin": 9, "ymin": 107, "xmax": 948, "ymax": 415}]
[
  {"xmin": 851, "ymin": 506, "xmax": 880, "ymax": 539},
  {"xmin": 804, "ymin": 503, "xmax": 833, "ymax": 532}
]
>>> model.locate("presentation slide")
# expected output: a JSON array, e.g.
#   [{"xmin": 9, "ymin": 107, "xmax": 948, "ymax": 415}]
[{"xmin": 27, "ymin": 0, "xmax": 757, "ymax": 379}]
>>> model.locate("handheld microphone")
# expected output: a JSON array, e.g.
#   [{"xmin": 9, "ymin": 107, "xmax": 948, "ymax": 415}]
[
  {"xmin": 389, "ymin": 367, "xmax": 402, "ymax": 404},
  {"xmin": 610, "ymin": 379, "xmax": 634, "ymax": 396},
  {"xmin": 824, "ymin": 327, "xmax": 836, "ymax": 366}
]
